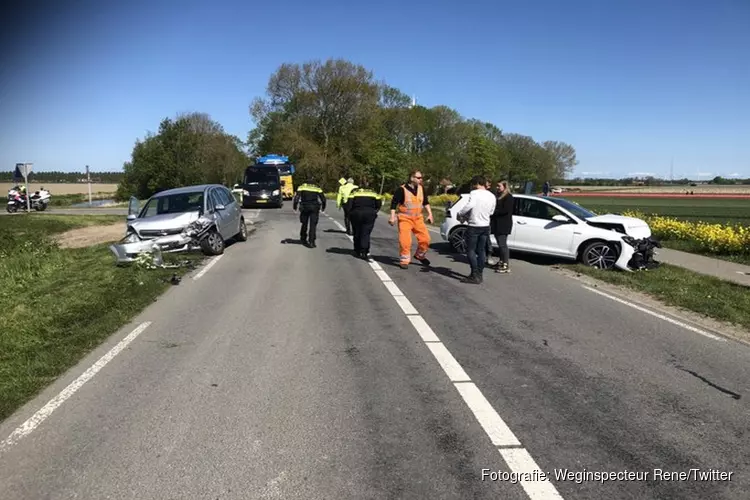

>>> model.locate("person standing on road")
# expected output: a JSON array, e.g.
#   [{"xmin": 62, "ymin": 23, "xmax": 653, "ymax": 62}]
[
  {"xmin": 484, "ymin": 178, "xmax": 498, "ymax": 267},
  {"xmin": 456, "ymin": 175, "xmax": 496, "ymax": 284},
  {"xmin": 347, "ymin": 183, "xmax": 383, "ymax": 260},
  {"xmin": 293, "ymin": 177, "xmax": 327, "ymax": 248},
  {"xmin": 389, "ymin": 170, "xmax": 434, "ymax": 269},
  {"xmin": 490, "ymin": 180, "xmax": 514, "ymax": 273},
  {"xmin": 337, "ymin": 177, "xmax": 358, "ymax": 235}
]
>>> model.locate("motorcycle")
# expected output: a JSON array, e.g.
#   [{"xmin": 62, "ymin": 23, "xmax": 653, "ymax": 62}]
[
  {"xmin": 6, "ymin": 187, "xmax": 52, "ymax": 213},
  {"xmin": 30, "ymin": 188, "xmax": 51, "ymax": 211}
]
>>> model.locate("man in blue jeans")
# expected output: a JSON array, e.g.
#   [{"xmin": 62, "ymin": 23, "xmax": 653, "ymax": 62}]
[{"xmin": 457, "ymin": 175, "xmax": 497, "ymax": 284}]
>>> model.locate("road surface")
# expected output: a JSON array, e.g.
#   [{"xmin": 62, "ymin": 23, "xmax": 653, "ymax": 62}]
[{"xmin": 1, "ymin": 205, "xmax": 748, "ymax": 499}]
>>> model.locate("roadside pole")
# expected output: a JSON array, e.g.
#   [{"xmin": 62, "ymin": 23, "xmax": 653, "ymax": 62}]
[{"xmin": 86, "ymin": 165, "xmax": 92, "ymax": 206}]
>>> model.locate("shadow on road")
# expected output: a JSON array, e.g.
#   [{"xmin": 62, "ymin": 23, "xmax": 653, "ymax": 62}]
[
  {"xmin": 324, "ymin": 229, "xmax": 347, "ymax": 234},
  {"xmin": 429, "ymin": 241, "xmax": 570, "ymax": 268},
  {"xmin": 371, "ymin": 255, "xmax": 401, "ymax": 268},
  {"xmin": 325, "ymin": 247, "xmax": 358, "ymax": 257},
  {"xmin": 280, "ymin": 238, "xmax": 308, "ymax": 246}
]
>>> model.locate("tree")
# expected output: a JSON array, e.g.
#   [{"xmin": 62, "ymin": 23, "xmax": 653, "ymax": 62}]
[
  {"xmin": 542, "ymin": 141, "xmax": 578, "ymax": 179},
  {"xmin": 247, "ymin": 58, "xmax": 580, "ymax": 193},
  {"xmin": 116, "ymin": 113, "xmax": 248, "ymax": 200}
]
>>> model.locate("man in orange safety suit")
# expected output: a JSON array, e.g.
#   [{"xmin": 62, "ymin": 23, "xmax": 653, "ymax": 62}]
[{"xmin": 388, "ymin": 170, "xmax": 434, "ymax": 269}]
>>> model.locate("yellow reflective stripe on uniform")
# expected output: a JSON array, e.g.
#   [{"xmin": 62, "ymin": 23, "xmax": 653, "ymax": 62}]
[
  {"xmin": 352, "ymin": 191, "xmax": 381, "ymax": 199},
  {"xmin": 298, "ymin": 184, "xmax": 323, "ymax": 193}
]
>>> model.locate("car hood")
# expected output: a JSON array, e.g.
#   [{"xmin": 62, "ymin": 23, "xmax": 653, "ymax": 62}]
[
  {"xmin": 585, "ymin": 214, "xmax": 651, "ymax": 238},
  {"xmin": 131, "ymin": 211, "xmax": 200, "ymax": 232}
]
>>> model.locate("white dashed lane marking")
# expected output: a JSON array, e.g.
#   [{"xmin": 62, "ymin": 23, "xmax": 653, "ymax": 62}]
[{"xmin": 323, "ymin": 213, "xmax": 565, "ymax": 499}]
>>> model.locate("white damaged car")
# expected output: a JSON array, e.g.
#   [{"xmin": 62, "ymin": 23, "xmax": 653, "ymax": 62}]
[{"xmin": 440, "ymin": 194, "xmax": 658, "ymax": 270}]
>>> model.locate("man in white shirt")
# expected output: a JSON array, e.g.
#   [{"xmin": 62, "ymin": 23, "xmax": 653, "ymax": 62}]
[{"xmin": 456, "ymin": 175, "xmax": 497, "ymax": 284}]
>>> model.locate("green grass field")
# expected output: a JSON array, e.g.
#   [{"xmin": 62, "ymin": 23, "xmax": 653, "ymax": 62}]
[
  {"xmin": 0, "ymin": 215, "xmax": 203, "ymax": 421},
  {"xmin": 564, "ymin": 196, "xmax": 750, "ymax": 227}
]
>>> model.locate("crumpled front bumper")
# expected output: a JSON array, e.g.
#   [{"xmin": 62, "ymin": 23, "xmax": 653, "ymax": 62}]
[
  {"xmin": 616, "ymin": 236, "xmax": 661, "ymax": 271},
  {"xmin": 109, "ymin": 217, "xmax": 214, "ymax": 265}
]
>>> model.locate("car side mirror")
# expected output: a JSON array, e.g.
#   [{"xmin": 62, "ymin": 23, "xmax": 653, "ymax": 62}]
[
  {"xmin": 215, "ymin": 204, "xmax": 226, "ymax": 211},
  {"xmin": 552, "ymin": 214, "xmax": 571, "ymax": 223},
  {"xmin": 127, "ymin": 214, "xmax": 137, "ymax": 221}
]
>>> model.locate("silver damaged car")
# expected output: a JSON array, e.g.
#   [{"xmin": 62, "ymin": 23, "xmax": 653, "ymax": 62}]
[{"xmin": 111, "ymin": 184, "xmax": 248, "ymax": 264}]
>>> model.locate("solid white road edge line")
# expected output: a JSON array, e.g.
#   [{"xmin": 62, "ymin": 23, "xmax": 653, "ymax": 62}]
[
  {"xmin": 0, "ymin": 321, "xmax": 153, "ymax": 453},
  {"xmin": 582, "ymin": 285, "xmax": 726, "ymax": 342},
  {"xmin": 324, "ymin": 212, "xmax": 566, "ymax": 499},
  {"xmin": 192, "ymin": 255, "xmax": 223, "ymax": 281}
]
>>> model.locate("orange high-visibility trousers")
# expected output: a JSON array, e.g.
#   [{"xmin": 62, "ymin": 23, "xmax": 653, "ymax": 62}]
[{"xmin": 398, "ymin": 214, "xmax": 430, "ymax": 265}]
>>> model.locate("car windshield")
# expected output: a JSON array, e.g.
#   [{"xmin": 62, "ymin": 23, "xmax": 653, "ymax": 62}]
[
  {"xmin": 140, "ymin": 191, "xmax": 204, "ymax": 218},
  {"xmin": 547, "ymin": 197, "xmax": 597, "ymax": 219},
  {"xmin": 244, "ymin": 168, "xmax": 280, "ymax": 188}
]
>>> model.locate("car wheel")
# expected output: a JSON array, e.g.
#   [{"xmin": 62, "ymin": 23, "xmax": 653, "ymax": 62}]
[
  {"xmin": 200, "ymin": 229, "xmax": 225, "ymax": 256},
  {"xmin": 449, "ymin": 226, "xmax": 468, "ymax": 254},
  {"xmin": 581, "ymin": 241, "xmax": 618, "ymax": 269},
  {"xmin": 236, "ymin": 217, "xmax": 248, "ymax": 242}
]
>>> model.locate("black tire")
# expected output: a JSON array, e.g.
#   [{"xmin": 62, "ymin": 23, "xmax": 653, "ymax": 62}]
[
  {"xmin": 449, "ymin": 226, "xmax": 468, "ymax": 254},
  {"xmin": 200, "ymin": 228, "xmax": 225, "ymax": 256},
  {"xmin": 580, "ymin": 240, "xmax": 619, "ymax": 269},
  {"xmin": 236, "ymin": 217, "xmax": 248, "ymax": 242},
  {"xmin": 7, "ymin": 204, "xmax": 16, "ymax": 213}
]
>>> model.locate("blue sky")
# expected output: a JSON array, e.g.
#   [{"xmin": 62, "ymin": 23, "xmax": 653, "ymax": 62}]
[{"xmin": 1, "ymin": 0, "xmax": 748, "ymax": 179}]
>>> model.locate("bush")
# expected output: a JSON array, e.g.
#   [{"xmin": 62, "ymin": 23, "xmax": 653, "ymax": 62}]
[{"xmin": 624, "ymin": 210, "xmax": 750, "ymax": 255}]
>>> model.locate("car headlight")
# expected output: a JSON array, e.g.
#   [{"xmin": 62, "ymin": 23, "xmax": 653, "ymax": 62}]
[
  {"xmin": 122, "ymin": 231, "xmax": 140, "ymax": 244},
  {"xmin": 272, "ymin": 189, "xmax": 280, "ymax": 196},
  {"xmin": 243, "ymin": 190, "xmax": 250, "ymax": 196}
]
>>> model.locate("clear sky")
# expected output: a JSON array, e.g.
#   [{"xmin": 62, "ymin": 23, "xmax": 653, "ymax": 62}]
[{"xmin": 1, "ymin": 0, "xmax": 748, "ymax": 179}]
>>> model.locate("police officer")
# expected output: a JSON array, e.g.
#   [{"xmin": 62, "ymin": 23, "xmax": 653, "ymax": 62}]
[
  {"xmin": 347, "ymin": 184, "xmax": 382, "ymax": 259},
  {"xmin": 293, "ymin": 177, "xmax": 326, "ymax": 248}
]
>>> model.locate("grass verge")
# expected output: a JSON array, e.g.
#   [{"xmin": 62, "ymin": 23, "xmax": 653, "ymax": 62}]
[
  {"xmin": 568, "ymin": 263, "xmax": 750, "ymax": 330},
  {"xmin": 0, "ymin": 215, "xmax": 203, "ymax": 421}
]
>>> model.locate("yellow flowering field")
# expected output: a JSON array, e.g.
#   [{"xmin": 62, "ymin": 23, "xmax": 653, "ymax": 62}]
[{"xmin": 623, "ymin": 210, "xmax": 750, "ymax": 255}]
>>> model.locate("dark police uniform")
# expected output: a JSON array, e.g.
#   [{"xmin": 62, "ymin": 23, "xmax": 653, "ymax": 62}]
[
  {"xmin": 347, "ymin": 188, "xmax": 383, "ymax": 258},
  {"xmin": 293, "ymin": 183, "xmax": 326, "ymax": 247}
]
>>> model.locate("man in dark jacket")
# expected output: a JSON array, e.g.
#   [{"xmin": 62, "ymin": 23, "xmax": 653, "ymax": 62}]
[
  {"xmin": 293, "ymin": 177, "xmax": 327, "ymax": 248},
  {"xmin": 347, "ymin": 184, "xmax": 383, "ymax": 259},
  {"xmin": 490, "ymin": 180, "xmax": 514, "ymax": 272}
]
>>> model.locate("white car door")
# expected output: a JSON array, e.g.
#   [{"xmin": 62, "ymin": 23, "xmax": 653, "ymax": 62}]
[{"xmin": 511, "ymin": 198, "xmax": 578, "ymax": 257}]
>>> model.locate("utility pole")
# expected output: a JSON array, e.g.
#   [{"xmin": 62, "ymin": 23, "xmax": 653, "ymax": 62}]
[
  {"xmin": 670, "ymin": 157, "xmax": 674, "ymax": 183},
  {"xmin": 86, "ymin": 165, "xmax": 92, "ymax": 206}
]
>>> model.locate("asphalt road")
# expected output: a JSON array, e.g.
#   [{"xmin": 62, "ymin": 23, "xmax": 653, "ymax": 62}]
[{"xmin": 1, "ymin": 205, "xmax": 748, "ymax": 499}]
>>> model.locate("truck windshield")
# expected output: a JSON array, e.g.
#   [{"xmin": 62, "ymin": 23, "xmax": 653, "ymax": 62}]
[{"xmin": 244, "ymin": 168, "xmax": 279, "ymax": 187}]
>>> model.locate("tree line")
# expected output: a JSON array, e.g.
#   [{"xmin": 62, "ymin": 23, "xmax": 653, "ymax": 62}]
[{"xmin": 248, "ymin": 58, "xmax": 578, "ymax": 193}]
